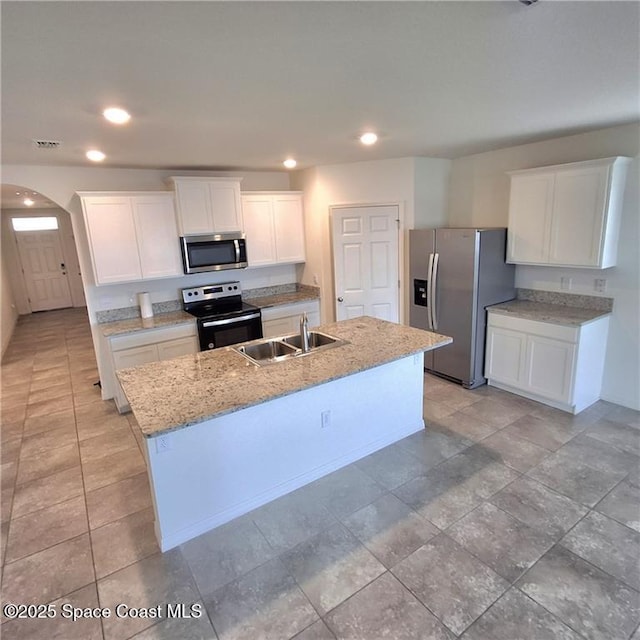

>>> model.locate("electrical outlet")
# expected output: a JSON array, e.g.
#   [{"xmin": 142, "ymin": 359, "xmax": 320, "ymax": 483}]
[
  {"xmin": 155, "ymin": 435, "xmax": 172, "ymax": 453},
  {"xmin": 321, "ymin": 410, "xmax": 331, "ymax": 428},
  {"xmin": 594, "ymin": 278, "xmax": 607, "ymax": 293},
  {"xmin": 560, "ymin": 277, "xmax": 572, "ymax": 291}
]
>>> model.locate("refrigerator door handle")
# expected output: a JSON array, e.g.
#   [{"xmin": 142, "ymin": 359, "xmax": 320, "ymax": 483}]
[
  {"xmin": 426, "ymin": 253, "xmax": 434, "ymax": 330},
  {"xmin": 431, "ymin": 252, "xmax": 440, "ymax": 331}
]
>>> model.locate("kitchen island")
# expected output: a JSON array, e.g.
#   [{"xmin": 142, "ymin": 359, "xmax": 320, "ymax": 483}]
[{"xmin": 118, "ymin": 316, "xmax": 452, "ymax": 550}]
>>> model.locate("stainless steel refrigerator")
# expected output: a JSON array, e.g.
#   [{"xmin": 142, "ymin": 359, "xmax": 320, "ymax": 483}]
[{"xmin": 409, "ymin": 228, "xmax": 515, "ymax": 389}]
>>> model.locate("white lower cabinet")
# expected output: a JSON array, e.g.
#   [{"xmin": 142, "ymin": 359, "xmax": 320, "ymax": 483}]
[
  {"xmin": 261, "ymin": 299, "xmax": 320, "ymax": 338},
  {"xmin": 485, "ymin": 311, "xmax": 609, "ymax": 414},
  {"xmin": 109, "ymin": 323, "xmax": 198, "ymax": 413}
]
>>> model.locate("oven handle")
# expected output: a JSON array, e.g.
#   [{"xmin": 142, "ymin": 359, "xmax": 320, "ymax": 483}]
[{"xmin": 201, "ymin": 312, "xmax": 261, "ymax": 328}]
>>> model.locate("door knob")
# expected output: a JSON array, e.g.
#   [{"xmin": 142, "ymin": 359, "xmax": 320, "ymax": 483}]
[{"xmin": 337, "ymin": 296, "xmax": 344, "ymax": 302}]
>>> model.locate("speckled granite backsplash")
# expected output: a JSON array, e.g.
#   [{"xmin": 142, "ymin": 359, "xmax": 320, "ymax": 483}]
[
  {"xmin": 96, "ymin": 300, "xmax": 182, "ymax": 323},
  {"xmin": 517, "ymin": 288, "xmax": 613, "ymax": 311},
  {"xmin": 96, "ymin": 283, "xmax": 320, "ymax": 324}
]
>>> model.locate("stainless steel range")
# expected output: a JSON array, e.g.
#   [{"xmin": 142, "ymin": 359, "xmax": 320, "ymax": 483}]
[{"xmin": 181, "ymin": 281, "xmax": 262, "ymax": 351}]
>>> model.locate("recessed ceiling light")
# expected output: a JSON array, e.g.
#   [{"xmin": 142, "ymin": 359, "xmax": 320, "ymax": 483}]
[
  {"xmin": 103, "ymin": 107, "xmax": 131, "ymax": 125},
  {"xmin": 360, "ymin": 132, "xmax": 378, "ymax": 146},
  {"xmin": 86, "ymin": 149, "xmax": 106, "ymax": 162},
  {"xmin": 283, "ymin": 158, "xmax": 297, "ymax": 169},
  {"xmin": 23, "ymin": 198, "xmax": 34, "ymax": 207}
]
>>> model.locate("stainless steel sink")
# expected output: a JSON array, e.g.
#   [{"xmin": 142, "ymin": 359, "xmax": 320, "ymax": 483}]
[
  {"xmin": 282, "ymin": 331, "xmax": 339, "ymax": 350},
  {"xmin": 233, "ymin": 331, "xmax": 346, "ymax": 366},
  {"xmin": 237, "ymin": 340, "xmax": 298, "ymax": 362}
]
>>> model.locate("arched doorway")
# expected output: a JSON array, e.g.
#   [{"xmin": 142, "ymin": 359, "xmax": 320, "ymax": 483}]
[{"xmin": 1, "ymin": 184, "xmax": 85, "ymax": 314}]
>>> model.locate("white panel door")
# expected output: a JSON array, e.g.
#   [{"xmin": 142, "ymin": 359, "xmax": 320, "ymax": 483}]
[
  {"xmin": 507, "ymin": 173, "xmax": 554, "ymax": 264},
  {"xmin": 209, "ymin": 182, "xmax": 242, "ymax": 232},
  {"xmin": 15, "ymin": 229, "xmax": 73, "ymax": 311},
  {"xmin": 82, "ymin": 197, "xmax": 142, "ymax": 284},
  {"xmin": 485, "ymin": 326, "xmax": 526, "ymax": 386},
  {"xmin": 175, "ymin": 181, "xmax": 213, "ymax": 235},
  {"xmin": 132, "ymin": 196, "xmax": 183, "ymax": 279},
  {"xmin": 526, "ymin": 335, "xmax": 576, "ymax": 403},
  {"xmin": 273, "ymin": 195, "xmax": 306, "ymax": 263},
  {"xmin": 242, "ymin": 195, "xmax": 277, "ymax": 266},
  {"xmin": 548, "ymin": 166, "xmax": 608, "ymax": 266},
  {"xmin": 332, "ymin": 205, "xmax": 399, "ymax": 322}
]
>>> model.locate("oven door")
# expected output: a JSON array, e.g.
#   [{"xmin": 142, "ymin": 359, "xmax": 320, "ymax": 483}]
[{"xmin": 197, "ymin": 310, "xmax": 262, "ymax": 350}]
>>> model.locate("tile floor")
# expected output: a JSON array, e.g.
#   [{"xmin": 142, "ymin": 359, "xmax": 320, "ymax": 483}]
[{"xmin": 1, "ymin": 307, "xmax": 640, "ymax": 640}]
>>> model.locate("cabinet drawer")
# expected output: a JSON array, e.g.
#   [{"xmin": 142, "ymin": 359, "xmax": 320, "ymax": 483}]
[
  {"xmin": 110, "ymin": 322, "xmax": 196, "ymax": 351},
  {"xmin": 487, "ymin": 312, "xmax": 578, "ymax": 343},
  {"xmin": 113, "ymin": 344, "xmax": 158, "ymax": 370},
  {"xmin": 157, "ymin": 336, "xmax": 199, "ymax": 361}
]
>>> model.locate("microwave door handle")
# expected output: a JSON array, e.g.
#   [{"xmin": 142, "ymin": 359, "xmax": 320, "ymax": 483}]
[
  {"xmin": 201, "ymin": 312, "xmax": 261, "ymax": 328},
  {"xmin": 234, "ymin": 239, "xmax": 241, "ymax": 263}
]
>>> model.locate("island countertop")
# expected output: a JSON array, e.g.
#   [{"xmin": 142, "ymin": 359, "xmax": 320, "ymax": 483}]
[{"xmin": 117, "ymin": 316, "xmax": 452, "ymax": 438}]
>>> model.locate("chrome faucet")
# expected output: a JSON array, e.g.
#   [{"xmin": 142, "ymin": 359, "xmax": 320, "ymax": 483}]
[{"xmin": 300, "ymin": 312, "xmax": 310, "ymax": 353}]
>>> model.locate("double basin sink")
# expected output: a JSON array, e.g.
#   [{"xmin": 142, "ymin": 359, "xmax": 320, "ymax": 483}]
[{"xmin": 234, "ymin": 331, "xmax": 347, "ymax": 366}]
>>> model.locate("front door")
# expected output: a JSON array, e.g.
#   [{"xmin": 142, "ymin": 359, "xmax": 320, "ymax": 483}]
[
  {"xmin": 331, "ymin": 205, "xmax": 399, "ymax": 322},
  {"xmin": 15, "ymin": 228, "xmax": 72, "ymax": 311}
]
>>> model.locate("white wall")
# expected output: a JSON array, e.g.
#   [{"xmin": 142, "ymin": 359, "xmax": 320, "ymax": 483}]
[
  {"xmin": 1, "ymin": 249, "xmax": 19, "ymax": 356},
  {"xmin": 291, "ymin": 157, "xmax": 451, "ymax": 324},
  {"xmin": 448, "ymin": 123, "xmax": 640, "ymax": 410}
]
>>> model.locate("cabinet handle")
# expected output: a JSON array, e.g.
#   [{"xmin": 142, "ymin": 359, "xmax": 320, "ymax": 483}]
[{"xmin": 337, "ymin": 296, "xmax": 344, "ymax": 303}]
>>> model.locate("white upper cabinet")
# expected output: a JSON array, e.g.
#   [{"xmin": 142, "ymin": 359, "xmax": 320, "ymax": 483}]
[
  {"xmin": 507, "ymin": 157, "xmax": 631, "ymax": 268},
  {"xmin": 241, "ymin": 192, "xmax": 306, "ymax": 267},
  {"xmin": 79, "ymin": 192, "xmax": 182, "ymax": 285},
  {"xmin": 241, "ymin": 194, "xmax": 277, "ymax": 266},
  {"xmin": 169, "ymin": 177, "xmax": 243, "ymax": 235},
  {"xmin": 132, "ymin": 195, "xmax": 183, "ymax": 279}
]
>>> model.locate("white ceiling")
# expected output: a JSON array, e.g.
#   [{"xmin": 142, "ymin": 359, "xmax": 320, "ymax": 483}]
[{"xmin": 1, "ymin": 1, "xmax": 638, "ymax": 180}]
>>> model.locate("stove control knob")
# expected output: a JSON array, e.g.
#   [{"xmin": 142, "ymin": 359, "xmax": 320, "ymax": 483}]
[{"xmin": 208, "ymin": 343, "xmax": 215, "ymax": 349}]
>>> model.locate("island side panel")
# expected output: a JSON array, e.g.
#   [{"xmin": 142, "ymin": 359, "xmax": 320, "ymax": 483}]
[{"xmin": 145, "ymin": 352, "xmax": 425, "ymax": 551}]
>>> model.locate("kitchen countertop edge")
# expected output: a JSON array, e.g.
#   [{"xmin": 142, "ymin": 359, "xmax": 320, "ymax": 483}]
[
  {"xmin": 487, "ymin": 300, "xmax": 612, "ymax": 327},
  {"xmin": 117, "ymin": 317, "xmax": 452, "ymax": 438}
]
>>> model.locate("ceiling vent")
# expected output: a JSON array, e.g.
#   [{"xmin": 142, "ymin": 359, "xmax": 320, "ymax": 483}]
[{"xmin": 32, "ymin": 139, "xmax": 62, "ymax": 149}]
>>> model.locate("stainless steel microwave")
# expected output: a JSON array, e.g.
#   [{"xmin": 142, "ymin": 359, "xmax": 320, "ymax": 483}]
[{"xmin": 180, "ymin": 233, "xmax": 248, "ymax": 274}]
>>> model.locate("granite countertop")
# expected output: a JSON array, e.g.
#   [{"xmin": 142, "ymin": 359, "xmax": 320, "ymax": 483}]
[
  {"xmin": 101, "ymin": 310, "xmax": 196, "ymax": 337},
  {"xmin": 246, "ymin": 288, "xmax": 320, "ymax": 309},
  {"xmin": 487, "ymin": 300, "xmax": 611, "ymax": 326},
  {"xmin": 117, "ymin": 316, "xmax": 452, "ymax": 438}
]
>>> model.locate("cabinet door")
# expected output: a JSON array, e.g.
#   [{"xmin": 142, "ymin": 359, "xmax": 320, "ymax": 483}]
[
  {"xmin": 485, "ymin": 326, "xmax": 526, "ymax": 387},
  {"xmin": 525, "ymin": 335, "xmax": 575, "ymax": 403},
  {"xmin": 548, "ymin": 166, "xmax": 608, "ymax": 267},
  {"xmin": 174, "ymin": 181, "xmax": 213, "ymax": 235},
  {"xmin": 112, "ymin": 344, "xmax": 159, "ymax": 413},
  {"xmin": 112, "ymin": 344, "xmax": 159, "ymax": 370},
  {"xmin": 262, "ymin": 316, "xmax": 296, "ymax": 339},
  {"xmin": 157, "ymin": 336, "xmax": 199, "ymax": 361},
  {"xmin": 242, "ymin": 196, "xmax": 277, "ymax": 266},
  {"xmin": 273, "ymin": 195, "xmax": 306, "ymax": 263},
  {"xmin": 507, "ymin": 173, "xmax": 554, "ymax": 264},
  {"xmin": 132, "ymin": 196, "xmax": 183, "ymax": 279},
  {"xmin": 210, "ymin": 182, "xmax": 243, "ymax": 232},
  {"xmin": 82, "ymin": 197, "xmax": 142, "ymax": 284}
]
